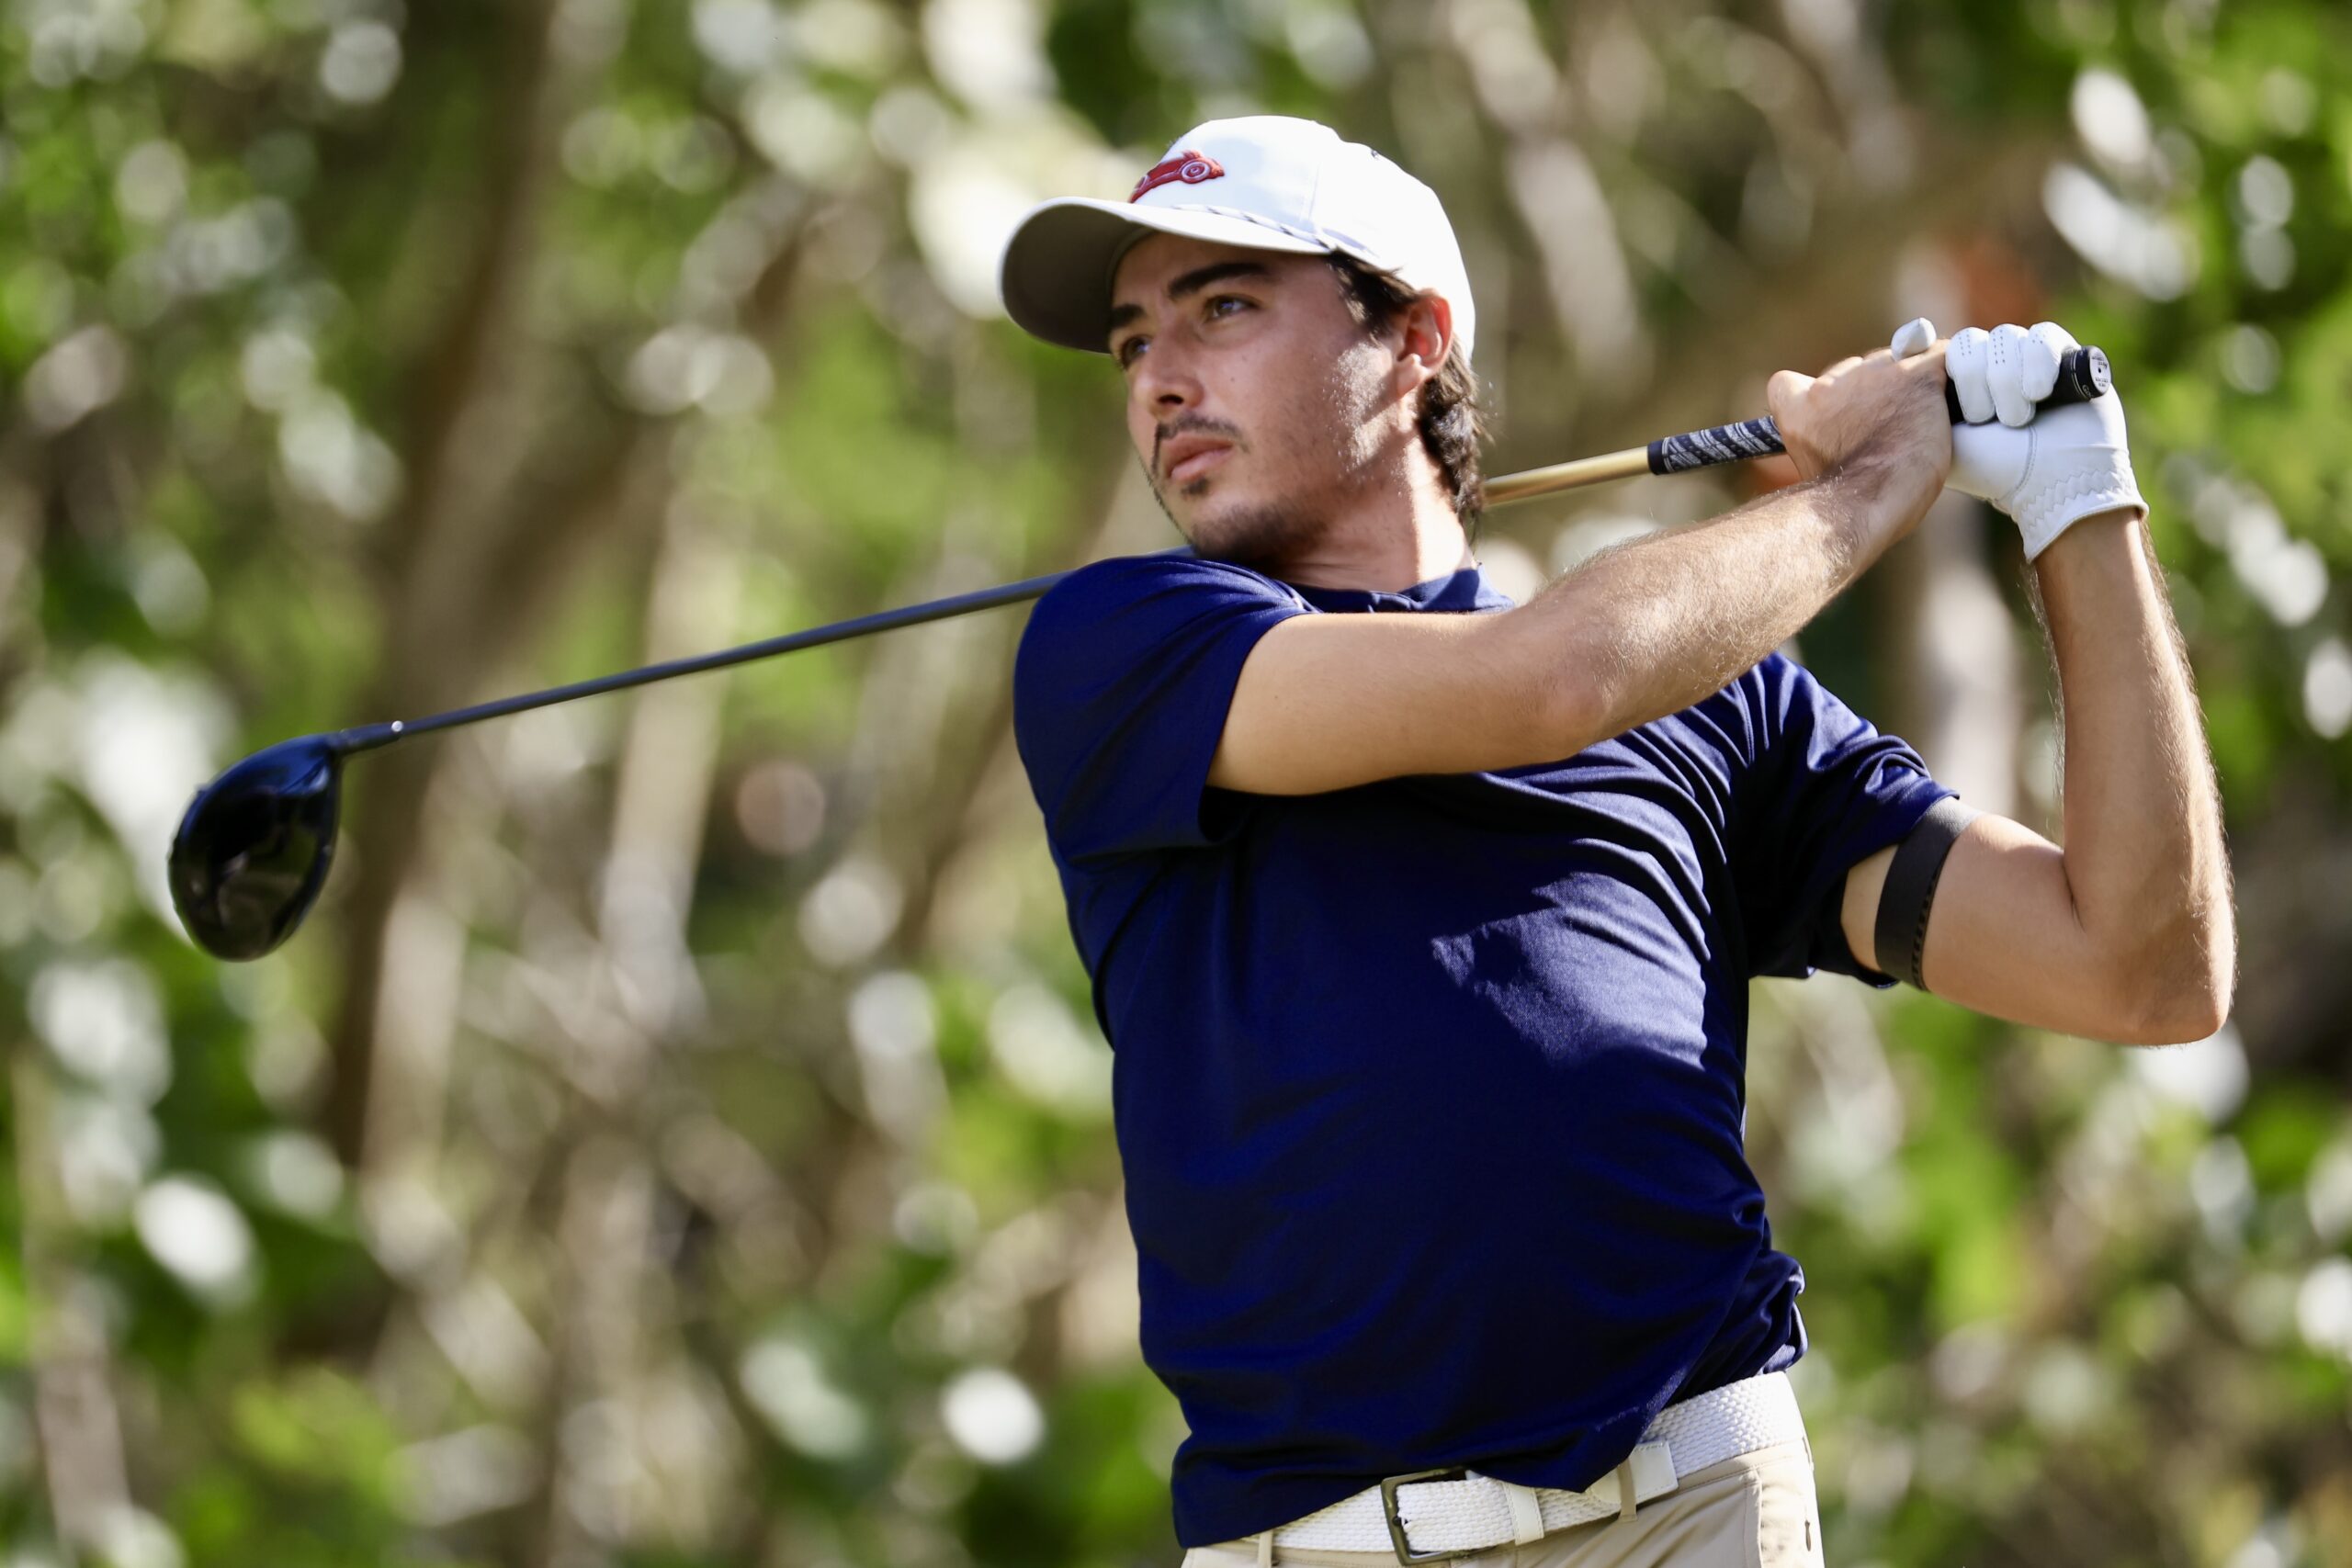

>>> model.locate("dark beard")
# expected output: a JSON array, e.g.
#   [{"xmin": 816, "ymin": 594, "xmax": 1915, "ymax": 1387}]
[
  {"xmin": 1191, "ymin": 500, "xmax": 1325, "ymax": 574},
  {"xmin": 1146, "ymin": 470, "xmax": 1329, "ymax": 576}
]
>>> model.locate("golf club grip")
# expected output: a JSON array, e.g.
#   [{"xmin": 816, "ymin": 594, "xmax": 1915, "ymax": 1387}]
[{"xmin": 1645, "ymin": 345, "xmax": 2113, "ymax": 477}]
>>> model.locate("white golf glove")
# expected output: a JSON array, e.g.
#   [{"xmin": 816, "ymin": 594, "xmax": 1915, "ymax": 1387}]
[{"xmin": 1888, "ymin": 316, "xmax": 2146, "ymax": 559}]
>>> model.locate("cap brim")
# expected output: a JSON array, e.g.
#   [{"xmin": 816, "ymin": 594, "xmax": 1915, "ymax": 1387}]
[{"xmin": 998, "ymin": 197, "xmax": 1333, "ymax": 355}]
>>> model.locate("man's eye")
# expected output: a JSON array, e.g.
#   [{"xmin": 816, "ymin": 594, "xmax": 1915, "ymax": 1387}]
[
  {"xmin": 1207, "ymin": 295, "xmax": 1250, "ymax": 319},
  {"xmin": 1116, "ymin": 335, "xmax": 1147, "ymax": 367}
]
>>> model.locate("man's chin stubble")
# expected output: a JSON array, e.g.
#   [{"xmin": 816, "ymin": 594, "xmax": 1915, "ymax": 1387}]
[{"xmin": 1150, "ymin": 479, "xmax": 1328, "ymax": 575}]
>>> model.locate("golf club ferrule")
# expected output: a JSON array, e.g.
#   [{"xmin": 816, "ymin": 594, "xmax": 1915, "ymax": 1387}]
[{"xmin": 330, "ymin": 721, "xmax": 406, "ymax": 755}]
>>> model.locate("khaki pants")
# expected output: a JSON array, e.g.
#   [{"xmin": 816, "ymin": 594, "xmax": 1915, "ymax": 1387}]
[{"xmin": 1179, "ymin": 1437, "xmax": 1824, "ymax": 1568}]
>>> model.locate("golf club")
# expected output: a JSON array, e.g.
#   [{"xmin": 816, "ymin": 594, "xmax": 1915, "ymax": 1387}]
[{"xmin": 169, "ymin": 346, "xmax": 2111, "ymax": 961}]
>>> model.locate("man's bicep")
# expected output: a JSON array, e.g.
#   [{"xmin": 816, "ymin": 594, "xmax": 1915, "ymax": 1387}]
[
  {"xmin": 1205, "ymin": 610, "xmax": 1572, "ymax": 795},
  {"xmin": 1838, "ymin": 812, "xmax": 2127, "ymax": 1035}
]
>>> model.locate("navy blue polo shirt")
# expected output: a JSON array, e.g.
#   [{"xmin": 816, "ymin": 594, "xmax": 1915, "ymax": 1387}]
[{"xmin": 1010, "ymin": 552, "xmax": 1954, "ymax": 1550}]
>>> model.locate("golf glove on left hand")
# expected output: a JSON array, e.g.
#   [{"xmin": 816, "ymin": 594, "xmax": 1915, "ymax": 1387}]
[{"xmin": 1889, "ymin": 317, "xmax": 2146, "ymax": 559}]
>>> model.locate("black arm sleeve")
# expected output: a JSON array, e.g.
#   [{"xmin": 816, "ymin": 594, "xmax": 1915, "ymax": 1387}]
[{"xmin": 1871, "ymin": 796, "xmax": 1983, "ymax": 990}]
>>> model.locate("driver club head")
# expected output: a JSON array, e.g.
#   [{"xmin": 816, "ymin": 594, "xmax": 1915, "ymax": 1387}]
[{"xmin": 168, "ymin": 734, "xmax": 346, "ymax": 961}]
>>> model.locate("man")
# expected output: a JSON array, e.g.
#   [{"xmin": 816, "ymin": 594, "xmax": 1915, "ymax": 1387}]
[{"xmin": 995, "ymin": 116, "xmax": 2233, "ymax": 1566}]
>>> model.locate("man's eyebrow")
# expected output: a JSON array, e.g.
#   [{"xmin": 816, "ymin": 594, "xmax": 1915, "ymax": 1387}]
[{"xmin": 1105, "ymin": 261, "xmax": 1275, "ymax": 342}]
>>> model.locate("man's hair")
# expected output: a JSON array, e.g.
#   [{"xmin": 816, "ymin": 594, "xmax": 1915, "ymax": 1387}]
[{"xmin": 1325, "ymin": 254, "xmax": 1488, "ymax": 538}]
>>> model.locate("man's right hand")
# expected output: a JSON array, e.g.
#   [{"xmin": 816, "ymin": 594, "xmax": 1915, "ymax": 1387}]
[{"xmin": 1766, "ymin": 334, "xmax": 1952, "ymax": 528}]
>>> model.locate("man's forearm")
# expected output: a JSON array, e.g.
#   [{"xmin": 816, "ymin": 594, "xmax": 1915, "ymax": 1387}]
[
  {"xmin": 1515, "ymin": 454, "xmax": 1936, "ymax": 750},
  {"xmin": 2033, "ymin": 510, "xmax": 2234, "ymax": 1036}
]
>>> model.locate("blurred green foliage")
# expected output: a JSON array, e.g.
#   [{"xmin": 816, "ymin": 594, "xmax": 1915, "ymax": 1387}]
[{"xmin": 0, "ymin": 0, "xmax": 2346, "ymax": 1565}]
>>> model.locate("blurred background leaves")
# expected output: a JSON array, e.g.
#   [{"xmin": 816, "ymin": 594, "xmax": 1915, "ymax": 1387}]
[{"xmin": 0, "ymin": 0, "xmax": 2346, "ymax": 1563}]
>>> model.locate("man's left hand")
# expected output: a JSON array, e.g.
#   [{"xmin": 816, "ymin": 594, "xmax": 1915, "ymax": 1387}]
[{"xmin": 1894, "ymin": 317, "xmax": 2147, "ymax": 559}]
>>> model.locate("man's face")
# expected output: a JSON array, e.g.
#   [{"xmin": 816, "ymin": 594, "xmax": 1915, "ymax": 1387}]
[{"xmin": 1106, "ymin": 231, "xmax": 1408, "ymax": 571}]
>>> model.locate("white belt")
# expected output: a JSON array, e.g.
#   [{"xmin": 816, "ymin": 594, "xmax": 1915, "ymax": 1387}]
[{"xmin": 1233, "ymin": 1371, "xmax": 1806, "ymax": 1563}]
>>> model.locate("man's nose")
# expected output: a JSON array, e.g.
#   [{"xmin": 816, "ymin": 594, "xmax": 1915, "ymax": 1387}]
[{"xmin": 1132, "ymin": 337, "xmax": 1202, "ymax": 411}]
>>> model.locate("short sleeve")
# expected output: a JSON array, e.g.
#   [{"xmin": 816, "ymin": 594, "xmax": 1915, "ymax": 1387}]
[
  {"xmin": 1012, "ymin": 554, "xmax": 1307, "ymax": 865},
  {"xmin": 1732, "ymin": 654, "xmax": 1958, "ymax": 983}
]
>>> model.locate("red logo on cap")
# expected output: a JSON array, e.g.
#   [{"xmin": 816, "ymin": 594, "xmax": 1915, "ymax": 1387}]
[{"xmin": 1130, "ymin": 151, "xmax": 1226, "ymax": 202}]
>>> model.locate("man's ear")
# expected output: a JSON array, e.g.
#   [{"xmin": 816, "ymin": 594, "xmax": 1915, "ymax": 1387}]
[{"xmin": 1393, "ymin": 292, "xmax": 1452, "ymax": 389}]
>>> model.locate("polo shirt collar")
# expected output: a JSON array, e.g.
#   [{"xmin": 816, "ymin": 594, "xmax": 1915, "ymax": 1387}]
[{"xmin": 1287, "ymin": 563, "xmax": 1514, "ymax": 615}]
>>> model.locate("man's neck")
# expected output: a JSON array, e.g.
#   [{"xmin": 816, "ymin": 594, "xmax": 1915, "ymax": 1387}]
[{"xmin": 1261, "ymin": 486, "xmax": 1474, "ymax": 593}]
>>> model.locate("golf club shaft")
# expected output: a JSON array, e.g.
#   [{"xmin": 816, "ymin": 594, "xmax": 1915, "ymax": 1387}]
[
  {"xmin": 334, "ymin": 346, "xmax": 2110, "ymax": 753},
  {"xmin": 326, "ymin": 567, "xmax": 1082, "ymax": 754},
  {"xmin": 323, "ymin": 448, "xmax": 1627, "ymax": 757}
]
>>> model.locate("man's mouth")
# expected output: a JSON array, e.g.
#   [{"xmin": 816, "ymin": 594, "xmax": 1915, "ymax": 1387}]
[
  {"xmin": 1170, "ymin": 446, "xmax": 1231, "ymax": 483},
  {"xmin": 1166, "ymin": 432, "xmax": 1241, "ymax": 481}
]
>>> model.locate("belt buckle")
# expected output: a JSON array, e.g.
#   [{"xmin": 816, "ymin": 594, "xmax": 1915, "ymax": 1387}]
[{"xmin": 1379, "ymin": 1467, "xmax": 1476, "ymax": 1564}]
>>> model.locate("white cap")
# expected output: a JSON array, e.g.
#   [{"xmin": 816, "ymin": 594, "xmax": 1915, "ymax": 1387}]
[{"xmin": 998, "ymin": 116, "xmax": 1476, "ymax": 365}]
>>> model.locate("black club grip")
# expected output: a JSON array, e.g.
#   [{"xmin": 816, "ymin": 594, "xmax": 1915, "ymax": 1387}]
[
  {"xmin": 1646, "ymin": 345, "xmax": 2114, "ymax": 476},
  {"xmin": 1645, "ymin": 416, "xmax": 1783, "ymax": 475},
  {"xmin": 1942, "ymin": 344, "xmax": 2109, "ymax": 423}
]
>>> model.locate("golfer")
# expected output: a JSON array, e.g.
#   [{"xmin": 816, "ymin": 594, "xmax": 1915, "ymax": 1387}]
[{"xmin": 996, "ymin": 116, "xmax": 2233, "ymax": 1567}]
